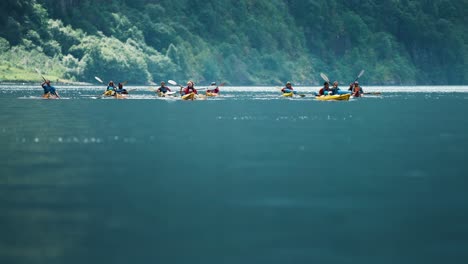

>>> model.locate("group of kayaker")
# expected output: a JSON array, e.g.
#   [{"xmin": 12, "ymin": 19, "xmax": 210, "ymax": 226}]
[
  {"xmin": 156, "ymin": 80, "xmax": 220, "ymax": 97},
  {"xmin": 40, "ymin": 78, "xmax": 364, "ymax": 99},
  {"xmin": 283, "ymin": 81, "xmax": 364, "ymax": 97},
  {"xmin": 103, "ymin": 81, "xmax": 128, "ymax": 96}
]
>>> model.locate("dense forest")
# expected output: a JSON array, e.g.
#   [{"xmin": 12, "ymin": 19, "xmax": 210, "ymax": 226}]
[{"xmin": 0, "ymin": 0, "xmax": 467, "ymax": 85}]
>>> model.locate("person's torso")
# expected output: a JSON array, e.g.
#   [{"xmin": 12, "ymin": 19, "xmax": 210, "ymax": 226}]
[{"xmin": 184, "ymin": 87, "xmax": 196, "ymax": 94}]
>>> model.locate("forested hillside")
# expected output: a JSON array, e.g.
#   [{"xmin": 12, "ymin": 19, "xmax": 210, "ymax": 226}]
[{"xmin": 0, "ymin": 0, "xmax": 466, "ymax": 85}]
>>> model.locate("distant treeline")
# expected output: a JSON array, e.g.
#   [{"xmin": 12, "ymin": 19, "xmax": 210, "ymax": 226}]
[{"xmin": 0, "ymin": 0, "xmax": 467, "ymax": 85}]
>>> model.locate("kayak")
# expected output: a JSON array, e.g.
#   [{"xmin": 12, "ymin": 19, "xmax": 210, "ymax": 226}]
[
  {"xmin": 316, "ymin": 94, "xmax": 351, "ymax": 101},
  {"xmin": 282, "ymin": 92, "xmax": 294, "ymax": 97},
  {"xmin": 42, "ymin": 93, "xmax": 59, "ymax": 99},
  {"xmin": 103, "ymin": 90, "xmax": 114, "ymax": 96},
  {"xmin": 115, "ymin": 93, "xmax": 127, "ymax": 99},
  {"xmin": 206, "ymin": 92, "xmax": 219, "ymax": 97},
  {"xmin": 182, "ymin": 93, "xmax": 196, "ymax": 100}
]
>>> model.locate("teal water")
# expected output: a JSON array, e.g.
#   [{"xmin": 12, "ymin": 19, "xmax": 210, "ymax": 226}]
[{"xmin": 1, "ymin": 85, "xmax": 468, "ymax": 264}]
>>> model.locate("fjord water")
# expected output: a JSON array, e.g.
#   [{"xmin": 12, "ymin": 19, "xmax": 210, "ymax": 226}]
[{"xmin": 1, "ymin": 85, "xmax": 468, "ymax": 264}]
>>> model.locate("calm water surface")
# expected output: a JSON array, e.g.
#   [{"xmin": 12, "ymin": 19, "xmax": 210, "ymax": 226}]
[{"xmin": 1, "ymin": 85, "xmax": 468, "ymax": 264}]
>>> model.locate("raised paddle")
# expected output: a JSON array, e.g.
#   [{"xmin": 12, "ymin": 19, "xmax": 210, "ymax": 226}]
[
  {"xmin": 354, "ymin": 69, "xmax": 365, "ymax": 83},
  {"xmin": 320, "ymin": 73, "xmax": 330, "ymax": 83},
  {"xmin": 349, "ymin": 70, "xmax": 366, "ymax": 96},
  {"xmin": 35, "ymin": 68, "xmax": 47, "ymax": 82},
  {"xmin": 36, "ymin": 68, "xmax": 60, "ymax": 98},
  {"xmin": 95, "ymin": 76, "xmax": 104, "ymax": 84},
  {"xmin": 168, "ymin": 80, "xmax": 210, "ymax": 91},
  {"xmin": 95, "ymin": 76, "xmax": 114, "ymax": 96}
]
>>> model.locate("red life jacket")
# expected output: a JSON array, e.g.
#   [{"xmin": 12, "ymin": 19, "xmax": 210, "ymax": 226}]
[
  {"xmin": 183, "ymin": 87, "xmax": 198, "ymax": 94},
  {"xmin": 207, "ymin": 87, "xmax": 219, "ymax": 93}
]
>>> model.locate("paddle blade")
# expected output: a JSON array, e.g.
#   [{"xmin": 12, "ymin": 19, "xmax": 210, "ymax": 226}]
[
  {"xmin": 121, "ymin": 80, "xmax": 128, "ymax": 86},
  {"xmin": 94, "ymin": 76, "xmax": 104, "ymax": 84},
  {"xmin": 168, "ymin": 80, "xmax": 178, "ymax": 86},
  {"xmin": 320, "ymin": 73, "xmax": 330, "ymax": 83},
  {"xmin": 357, "ymin": 69, "xmax": 365, "ymax": 79},
  {"xmin": 35, "ymin": 68, "xmax": 47, "ymax": 82}
]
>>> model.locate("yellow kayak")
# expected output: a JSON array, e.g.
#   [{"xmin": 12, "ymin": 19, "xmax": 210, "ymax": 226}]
[
  {"xmin": 206, "ymin": 92, "xmax": 219, "ymax": 97},
  {"xmin": 316, "ymin": 94, "xmax": 351, "ymax": 101},
  {"xmin": 282, "ymin": 92, "xmax": 294, "ymax": 97},
  {"xmin": 182, "ymin": 93, "xmax": 196, "ymax": 100},
  {"xmin": 42, "ymin": 93, "xmax": 59, "ymax": 99}
]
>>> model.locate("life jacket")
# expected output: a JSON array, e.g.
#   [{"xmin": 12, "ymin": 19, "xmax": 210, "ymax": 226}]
[
  {"xmin": 353, "ymin": 87, "xmax": 362, "ymax": 97},
  {"xmin": 183, "ymin": 87, "xmax": 197, "ymax": 94},
  {"xmin": 282, "ymin": 87, "xmax": 293, "ymax": 93},
  {"xmin": 158, "ymin": 86, "xmax": 171, "ymax": 93},
  {"xmin": 330, "ymin": 87, "xmax": 340, "ymax": 95},
  {"xmin": 319, "ymin": 87, "xmax": 330, "ymax": 95},
  {"xmin": 116, "ymin": 88, "xmax": 127, "ymax": 94},
  {"xmin": 207, "ymin": 87, "xmax": 219, "ymax": 93},
  {"xmin": 41, "ymin": 84, "xmax": 51, "ymax": 94}
]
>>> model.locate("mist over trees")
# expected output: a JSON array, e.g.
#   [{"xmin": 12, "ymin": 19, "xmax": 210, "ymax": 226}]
[{"xmin": 0, "ymin": 0, "xmax": 467, "ymax": 85}]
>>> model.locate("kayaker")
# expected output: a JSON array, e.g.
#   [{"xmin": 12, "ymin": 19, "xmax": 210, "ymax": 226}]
[
  {"xmin": 281, "ymin": 82, "xmax": 297, "ymax": 94},
  {"xmin": 351, "ymin": 81, "xmax": 364, "ymax": 97},
  {"xmin": 318, "ymin": 82, "xmax": 331, "ymax": 96},
  {"xmin": 329, "ymin": 81, "xmax": 341, "ymax": 95},
  {"xmin": 41, "ymin": 80, "xmax": 60, "ymax": 98},
  {"xmin": 206, "ymin": 82, "xmax": 219, "ymax": 94},
  {"xmin": 156, "ymin": 81, "xmax": 171, "ymax": 95},
  {"xmin": 104, "ymin": 81, "xmax": 116, "ymax": 96},
  {"xmin": 180, "ymin": 81, "xmax": 198, "ymax": 95},
  {"xmin": 115, "ymin": 82, "xmax": 128, "ymax": 94}
]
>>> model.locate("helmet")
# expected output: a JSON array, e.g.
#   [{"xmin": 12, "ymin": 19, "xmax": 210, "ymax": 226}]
[
  {"xmin": 211, "ymin": 82, "xmax": 216, "ymax": 85},
  {"xmin": 354, "ymin": 81, "xmax": 359, "ymax": 85}
]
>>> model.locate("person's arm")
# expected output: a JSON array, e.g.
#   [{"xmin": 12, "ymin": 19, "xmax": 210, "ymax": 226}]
[
  {"xmin": 167, "ymin": 87, "xmax": 171, "ymax": 92},
  {"xmin": 193, "ymin": 88, "xmax": 198, "ymax": 94}
]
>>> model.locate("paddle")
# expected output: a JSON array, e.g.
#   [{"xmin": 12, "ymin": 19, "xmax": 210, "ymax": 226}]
[
  {"xmin": 36, "ymin": 68, "xmax": 60, "ymax": 98},
  {"xmin": 35, "ymin": 68, "xmax": 47, "ymax": 82},
  {"xmin": 168, "ymin": 80, "xmax": 209, "ymax": 94},
  {"xmin": 275, "ymin": 86, "xmax": 306, "ymax": 97},
  {"xmin": 354, "ymin": 69, "xmax": 365, "ymax": 83},
  {"xmin": 94, "ymin": 76, "xmax": 109, "ymax": 96},
  {"xmin": 349, "ymin": 70, "xmax": 367, "ymax": 96},
  {"xmin": 320, "ymin": 73, "xmax": 330, "ymax": 84},
  {"xmin": 94, "ymin": 76, "xmax": 104, "ymax": 84}
]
